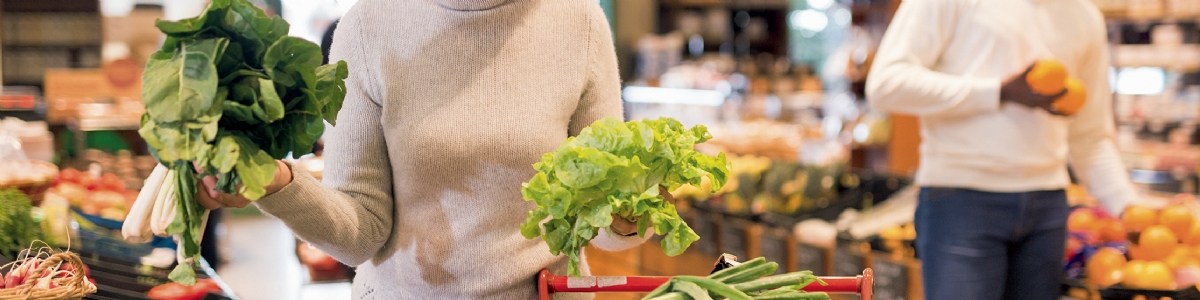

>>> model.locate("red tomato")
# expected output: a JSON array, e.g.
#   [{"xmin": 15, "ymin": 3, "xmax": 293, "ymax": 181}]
[
  {"xmin": 99, "ymin": 173, "xmax": 126, "ymax": 192},
  {"xmin": 146, "ymin": 282, "xmax": 206, "ymax": 300},
  {"xmin": 299, "ymin": 245, "xmax": 340, "ymax": 271},
  {"xmin": 58, "ymin": 169, "xmax": 82, "ymax": 184},
  {"xmin": 194, "ymin": 279, "xmax": 221, "ymax": 293}
]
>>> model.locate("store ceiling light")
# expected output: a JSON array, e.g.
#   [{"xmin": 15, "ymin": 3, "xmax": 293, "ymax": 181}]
[
  {"xmin": 832, "ymin": 7, "xmax": 852, "ymax": 26},
  {"xmin": 622, "ymin": 87, "xmax": 725, "ymax": 107},
  {"xmin": 1115, "ymin": 67, "xmax": 1166, "ymax": 95},
  {"xmin": 101, "ymin": 0, "xmax": 136, "ymax": 17},
  {"xmin": 790, "ymin": 10, "xmax": 829, "ymax": 33},
  {"xmin": 808, "ymin": 0, "xmax": 834, "ymax": 10}
]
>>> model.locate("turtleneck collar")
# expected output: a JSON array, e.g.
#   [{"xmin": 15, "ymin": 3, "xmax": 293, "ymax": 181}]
[{"xmin": 434, "ymin": 0, "xmax": 510, "ymax": 11}]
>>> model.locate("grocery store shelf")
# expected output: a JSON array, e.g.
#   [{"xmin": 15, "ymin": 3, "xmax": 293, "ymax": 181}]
[
  {"xmin": 1112, "ymin": 44, "xmax": 1200, "ymax": 71},
  {"xmin": 68, "ymin": 116, "xmax": 140, "ymax": 132},
  {"xmin": 3, "ymin": 44, "xmax": 102, "ymax": 50}
]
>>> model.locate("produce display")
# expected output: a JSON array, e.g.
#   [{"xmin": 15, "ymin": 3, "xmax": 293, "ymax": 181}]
[
  {"xmin": 1066, "ymin": 198, "xmax": 1200, "ymax": 291},
  {"xmin": 641, "ymin": 257, "xmax": 829, "ymax": 300},
  {"xmin": 1025, "ymin": 59, "xmax": 1086, "ymax": 116},
  {"xmin": 0, "ymin": 189, "xmax": 40, "ymax": 258},
  {"xmin": 674, "ymin": 154, "xmax": 849, "ymax": 217},
  {"xmin": 0, "ymin": 245, "xmax": 96, "ymax": 299},
  {"xmin": 520, "ymin": 117, "xmax": 730, "ymax": 275},
  {"xmin": 46, "ymin": 168, "xmax": 137, "ymax": 220},
  {"xmin": 702, "ymin": 122, "xmax": 811, "ymax": 162},
  {"xmin": 0, "ymin": 160, "xmax": 57, "ymax": 205},
  {"xmin": 127, "ymin": 0, "xmax": 348, "ymax": 284}
]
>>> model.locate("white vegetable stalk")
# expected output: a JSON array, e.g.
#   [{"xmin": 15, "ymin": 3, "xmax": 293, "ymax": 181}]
[
  {"xmin": 123, "ymin": 165, "xmax": 167, "ymax": 243},
  {"xmin": 121, "ymin": 164, "xmax": 210, "ymax": 271}
]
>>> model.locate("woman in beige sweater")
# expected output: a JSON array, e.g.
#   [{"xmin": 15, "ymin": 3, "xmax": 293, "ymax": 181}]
[{"xmin": 194, "ymin": 0, "xmax": 647, "ymax": 298}]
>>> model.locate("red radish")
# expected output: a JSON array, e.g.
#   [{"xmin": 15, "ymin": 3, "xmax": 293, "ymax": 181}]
[{"xmin": 0, "ymin": 272, "xmax": 5, "ymax": 289}]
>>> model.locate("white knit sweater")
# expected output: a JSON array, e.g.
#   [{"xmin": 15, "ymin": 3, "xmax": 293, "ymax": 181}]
[
  {"xmin": 254, "ymin": 0, "xmax": 646, "ymax": 298},
  {"xmin": 866, "ymin": 0, "xmax": 1136, "ymax": 214}
]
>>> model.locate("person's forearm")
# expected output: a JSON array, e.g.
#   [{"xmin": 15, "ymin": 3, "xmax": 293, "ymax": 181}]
[{"xmin": 255, "ymin": 166, "xmax": 393, "ymax": 266}]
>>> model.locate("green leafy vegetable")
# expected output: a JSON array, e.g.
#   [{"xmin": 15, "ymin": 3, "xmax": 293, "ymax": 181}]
[
  {"xmin": 0, "ymin": 188, "xmax": 40, "ymax": 258},
  {"xmin": 520, "ymin": 117, "xmax": 729, "ymax": 275},
  {"xmin": 139, "ymin": 0, "xmax": 348, "ymax": 284},
  {"xmin": 640, "ymin": 257, "xmax": 830, "ymax": 300}
]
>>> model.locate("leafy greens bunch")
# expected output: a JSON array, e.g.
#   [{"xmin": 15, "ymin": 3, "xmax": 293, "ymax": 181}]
[
  {"xmin": 0, "ymin": 188, "xmax": 39, "ymax": 259},
  {"xmin": 138, "ymin": 0, "xmax": 347, "ymax": 283},
  {"xmin": 521, "ymin": 118, "xmax": 729, "ymax": 275}
]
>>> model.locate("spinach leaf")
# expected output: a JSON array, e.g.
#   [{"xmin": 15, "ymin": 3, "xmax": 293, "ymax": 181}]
[
  {"xmin": 141, "ymin": 38, "xmax": 228, "ymax": 123},
  {"xmin": 313, "ymin": 61, "xmax": 348, "ymax": 124},
  {"xmin": 263, "ymin": 37, "xmax": 321, "ymax": 88},
  {"xmin": 140, "ymin": 0, "xmax": 348, "ymax": 284}
]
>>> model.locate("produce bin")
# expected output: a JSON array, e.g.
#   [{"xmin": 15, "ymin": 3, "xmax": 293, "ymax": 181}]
[{"xmin": 536, "ymin": 268, "xmax": 874, "ymax": 300}]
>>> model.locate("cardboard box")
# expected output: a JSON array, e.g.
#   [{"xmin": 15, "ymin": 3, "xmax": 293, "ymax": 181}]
[{"xmin": 43, "ymin": 68, "xmax": 141, "ymax": 124}]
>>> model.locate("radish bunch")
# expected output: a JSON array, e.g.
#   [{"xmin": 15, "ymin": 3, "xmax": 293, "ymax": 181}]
[{"xmin": 0, "ymin": 246, "xmax": 94, "ymax": 293}]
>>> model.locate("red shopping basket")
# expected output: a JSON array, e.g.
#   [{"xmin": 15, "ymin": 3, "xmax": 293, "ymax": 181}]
[{"xmin": 537, "ymin": 268, "xmax": 874, "ymax": 300}]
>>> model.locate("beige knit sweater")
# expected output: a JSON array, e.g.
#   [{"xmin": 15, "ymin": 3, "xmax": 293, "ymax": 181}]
[{"xmin": 253, "ymin": 0, "xmax": 647, "ymax": 298}]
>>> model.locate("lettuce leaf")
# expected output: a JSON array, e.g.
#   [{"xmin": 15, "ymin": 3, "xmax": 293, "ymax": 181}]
[{"xmin": 521, "ymin": 117, "xmax": 729, "ymax": 275}]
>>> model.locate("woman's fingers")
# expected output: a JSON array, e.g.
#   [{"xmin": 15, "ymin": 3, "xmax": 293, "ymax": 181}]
[
  {"xmin": 196, "ymin": 186, "xmax": 225, "ymax": 210},
  {"xmin": 201, "ymin": 175, "xmax": 220, "ymax": 199},
  {"xmin": 221, "ymin": 194, "xmax": 252, "ymax": 208}
]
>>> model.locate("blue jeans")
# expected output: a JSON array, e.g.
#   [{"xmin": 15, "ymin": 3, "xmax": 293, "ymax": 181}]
[{"xmin": 915, "ymin": 188, "xmax": 1068, "ymax": 300}]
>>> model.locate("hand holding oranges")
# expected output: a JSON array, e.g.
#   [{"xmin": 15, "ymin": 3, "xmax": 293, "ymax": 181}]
[{"xmin": 1019, "ymin": 59, "xmax": 1087, "ymax": 116}]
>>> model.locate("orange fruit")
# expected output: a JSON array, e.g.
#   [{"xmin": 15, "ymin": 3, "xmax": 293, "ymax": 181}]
[
  {"xmin": 1123, "ymin": 206, "xmax": 1159, "ymax": 232},
  {"xmin": 880, "ymin": 225, "xmax": 904, "ymax": 240},
  {"xmin": 1069, "ymin": 209, "xmax": 1101, "ymax": 233},
  {"xmin": 1137, "ymin": 226, "xmax": 1179, "ymax": 261},
  {"xmin": 1182, "ymin": 220, "xmax": 1200, "ymax": 245},
  {"xmin": 1161, "ymin": 206, "xmax": 1196, "ymax": 239},
  {"xmin": 1165, "ymin": 247, "xmax": 1194, "ymax": 269},
  {"xmin": 1124, "ymin": 260, "xmax": 1151, "ymax": 287},
  {"xmin": 1143, "ymin": 261, "xmax": 1177, "ymax": 290},
  {"xmin": 1026, "ymin": 59, "xmax": 1068, "ymax": 95},
  {"xmin": 1087, "ymin": 248, "xmax": 1127, "ymax": 287},
  {"xmin": 1124, "ymin": 260, "xmax": 1176, "ymax": 290},
  {"xmin": 1099, "ymin": 220, "xmax": 1128, "ymax": 242},
  {"xmin": 1052, "ymin": 77, "xmax": 1087, "ymax": 115}
]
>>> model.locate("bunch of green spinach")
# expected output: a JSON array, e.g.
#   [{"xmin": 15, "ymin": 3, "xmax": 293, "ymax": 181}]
[
  {"xmin": 521, "ymin": 118, "xmax": 729, "ymax": 275},
  {"xmin": 138, "ymin": 0, "xmax": 347, "ymax": 284}
]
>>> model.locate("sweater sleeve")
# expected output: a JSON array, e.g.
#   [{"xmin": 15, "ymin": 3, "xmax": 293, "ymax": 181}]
[
  {"xmin": 569, "ymin": 4, "xmax": 624, "ymax": 136},
  {"xmin": 253, "ymin": 10, "xmax": 394, "ymax": 266},
  {"xmin": 575, "ymin": 4, "xmax": 650, "ymax": 252},
  {"xmin": 865, "ymin": 0, "xmax": 1001, "ymax": 118},
  {"xmin": 1068, "ymin": 11, "xmax": 1137, "ymax": 215}
]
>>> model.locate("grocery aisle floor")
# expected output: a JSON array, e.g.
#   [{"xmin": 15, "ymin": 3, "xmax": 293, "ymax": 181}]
[{"xmin": 215, "ymin": 212, "xmax": 351, "ymax": 300}]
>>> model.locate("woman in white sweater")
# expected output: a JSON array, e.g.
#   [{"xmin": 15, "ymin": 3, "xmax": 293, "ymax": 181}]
[{"xmin": 194, "ymin": 0, "xmax": 647, "ymax": 298}]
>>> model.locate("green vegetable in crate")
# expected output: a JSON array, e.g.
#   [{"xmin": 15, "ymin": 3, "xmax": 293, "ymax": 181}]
[
  {"xmin": 129, "ymin": 0, "xmax": 348, "ymax": 285},
  {"xmin": 0, "ymin": 188, "xmax": 40, "ymax": 258},
  {"xmin": 642, "ymin": 257, "xmax": 830, "ymax": 300},
  {"xmin": 520, "ymin": 118, "xmax": 729, "ymax": 275}
]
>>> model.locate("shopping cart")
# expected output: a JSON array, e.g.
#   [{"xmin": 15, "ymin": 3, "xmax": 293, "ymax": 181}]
[{"xmin": 536, "ymin": 268, "xmax": 874, "ymax": 300}]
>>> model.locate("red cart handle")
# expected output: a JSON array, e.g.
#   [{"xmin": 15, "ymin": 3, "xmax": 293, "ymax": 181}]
[{"xmin": 537, "ymin": 268, "xmax": 873, "ymax": 300}]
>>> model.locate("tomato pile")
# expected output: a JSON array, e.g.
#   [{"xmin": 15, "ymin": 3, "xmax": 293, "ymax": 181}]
[{"xmin": 48, "ymin": 168, "xmax": 137, "ymax": 220}]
